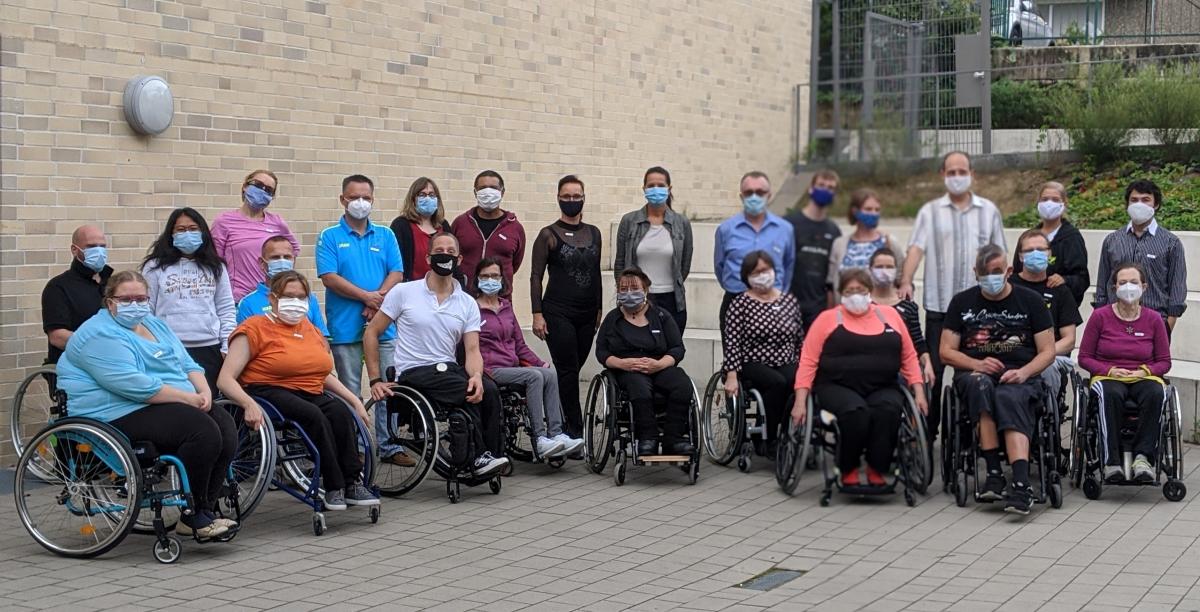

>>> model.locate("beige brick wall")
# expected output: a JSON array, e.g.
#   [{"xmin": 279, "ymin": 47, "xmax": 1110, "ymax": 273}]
[{"xmin": 0, "ymin": 0, "xmax": 811, "ymax": 464}]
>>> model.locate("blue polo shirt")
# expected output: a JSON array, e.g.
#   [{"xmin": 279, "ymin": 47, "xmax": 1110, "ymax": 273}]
[
  {"xmin": 316, "ymin": 216, "xmax": 403, "ymax": 344},
  {"xmin": 235, "ymin": 282, "xmax": 331, "ymax": 337},
  {"xmin": 713, "ymin": 212, "xmax": 795, "ymax": 293}
]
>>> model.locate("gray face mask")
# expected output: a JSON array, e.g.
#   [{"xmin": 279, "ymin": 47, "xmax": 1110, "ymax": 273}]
[{"xmin": 616, "ymin": 290, "xmax": 646, "ymax": 310}]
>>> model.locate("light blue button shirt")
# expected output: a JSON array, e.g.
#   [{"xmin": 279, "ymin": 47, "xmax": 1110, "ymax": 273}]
[
  {"xmin": 235, "ymin": 282, "xmax": 330, "ymax": 337},
  {"xmin": 315, "ymin": 216, "xmax": 403, "ymax": 344},
  {"xmin": 713, "ymin": 212, "xmax": 795, "ymax": 293}
]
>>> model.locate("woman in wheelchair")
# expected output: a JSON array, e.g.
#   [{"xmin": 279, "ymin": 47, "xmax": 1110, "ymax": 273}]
[
  {"xmin": 1078, "ymin": 262, "xmax": 1171, "ymax": 484},
  {"xmin": 56, "ymin": 270, "xmax": 238, "ymax": 539},
  {"xmin": 473, "ymin": 258, "xmax": 584, "ymax": 458},
  {"xmin": 596, "ymin": 268, "xmax": 694, "ymax": 456},
  {"xmin": 721, "ymin": 250, "xmax": 804, "ymax": 454},
  {"xmin": 790, "ymin": 268, "xmax": 927, "ymax": 487},
  {"xmin": 217, "ymin": 270, "xmax": 380, "ymax": 509}
]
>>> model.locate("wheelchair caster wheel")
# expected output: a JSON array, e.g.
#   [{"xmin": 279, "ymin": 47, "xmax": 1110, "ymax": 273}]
[
  {"xmin": 1163, "ymin": 480, "xmax": 1187, "ymax": 502},
  {"xmin": 500, "ymin": 461, "xmax": 515, "ymax": 477},
  {"xmin": 954, "ymin": 471, "xmax": 968, "ymax": 508},
  {"xmin": 613, "ymin": 450, "xmax": 627, "ymax": 486},
  {"xmin": 313, "ymin": 513, "xmax": 326, "ymax": 536},
  {"xmin": 737, "ymin": 456, "xmax": 750, "ymax": 473},
  {"xmin": 489, "ymin": 478, "xmax": 502, "ymax": 495},
  {"xmin": 904, "ymin": 490, "xmax": 915, "ymax": 507},
  {"xmin": 687, "ymin": 462, "xmax": 699, "ymax": 485},
  {"xmin": 548, "ymin": 457, "xmax": 566, "ymax": 469},
  {"xmin": 819, "ymin": 493, "xmax": 830, "ymax": 507},
  {"xmin": 1048, "ymin": 474, "xmax": 1063, "ymax": 509},
  {"xmin": 153, "ymin": 537, "xmax": 182, "ymax": 564},
  {"xmin": 447, "ymin": 480, "xmax": 461, "ymax": 504},
  {"xmin": 369, "ymin": 505, "xmax": 381, "ymax": 524},
  {"xmin": 1082, "ymin": 476, "xmax": 1102, "ymax": 500}
]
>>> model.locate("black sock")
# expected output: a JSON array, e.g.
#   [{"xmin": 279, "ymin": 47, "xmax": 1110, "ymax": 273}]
[
  {"xmin": 1011, "ymin": 459, "xmax": 1029, "ymax": 486},
  {"xmin": 983, "ymin": 449, "xmax": 1002, "ymax": 475}
]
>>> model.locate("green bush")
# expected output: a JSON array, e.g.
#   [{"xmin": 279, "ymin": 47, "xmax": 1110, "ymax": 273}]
[
  {"xmin": 990, "ymin": 79, "xmax": 1067, "ymax": 129},
  {"xmin": 1132, "ymin": 65, "xmax": 1200, "ymax": 156},
  {"xmin": 1054, "ymin": 63, "xmax": 1138, "ymax": 165}
]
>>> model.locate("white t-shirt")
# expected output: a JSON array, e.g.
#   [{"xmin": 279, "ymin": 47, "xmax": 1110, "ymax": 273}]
[
  {"xmin": 380, "ymin": 278, "xmax": 482, "ymax": 374},
  {"xmin": 636, "ymin": 224, "xmax": 675, "ymax": 293}
]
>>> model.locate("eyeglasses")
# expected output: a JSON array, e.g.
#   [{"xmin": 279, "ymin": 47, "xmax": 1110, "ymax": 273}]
[
  {"xmin": 111, "ymin": 296, "xmax": 149, "ymax": 306},
  {"xmin": 478, "ymin": 273, "xmax": 502, "ymax": 281},
  {"xmin": 246, "ymin": 180, "xmax": 276, "ymax": 196},
  {"xmin": 741, "ymin": 189, "xmax": 769, "ymax": 197}
]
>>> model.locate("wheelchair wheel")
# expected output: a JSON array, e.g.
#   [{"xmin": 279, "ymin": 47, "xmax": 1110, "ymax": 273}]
[
  {"xmin": 366, "ymin": 385, "xmax": 437, "ymax": 497},
  {"xmin": 940, "ymin": 387, "xmax": 955, "ymax": 490},
  {"xmin": 214, "ymin": 400, "xmax": 277, "ymax": 520},
  {"xmin": 9, "ymin": 366, "xmax": 58, "ymax": 480},
  {"xmin": 279, "ymin": 392, "xmax": 378, "ymax": 497},
  {"xmin": 1161, "ymin": 386, "xmax": 1187, "ymax": 502},
  {"xmin": 583, "ymin": 372, "xmax": 615, "ymax": 474},
  {"xmin": 1069, "ymin": 389, "xmax": 1088, "ymax": 489},
  {"xmin": 775, "ymin": 399, "xmax": 813, "ymax": 496},
  {"xmin": 897, "ymin": 388, "xmax": 931, "ymax": 495},
  {"xmin": 500, "ymin": 389, "xmax": 535, "ymax": 463},
  {"xmin": 700, "ymin": 371, "xmax": 743, "ymax": 466},
  {"xmin": 14, "ymin": 419, "xmax": 142, "ymax": 558}
]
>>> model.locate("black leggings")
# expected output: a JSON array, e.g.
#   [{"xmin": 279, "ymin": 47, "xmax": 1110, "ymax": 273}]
[
  {"xmin": 112, "ymin": 402, "xmax": 237, "ymax": 510},
  {"xmin": 186, "ymin": 344, "xmax": 223, "ymax": 398},
  {"xmin": 543, "ymin": 307, "xmax": 597, "ymax": 437},
  {"xmin": 615, "ymin": 366, "xmax": 693, "ymax": 442},
  {"xmin": 739, "ymin": 362, "xmax": 796, "ymax": 440},
  {"xmin": 247, "ymin": 385, "xmax": 361, "ymax": 491},
  {"xmin": 814, "ymin": 384, "xmax": 904, "ymax": 474}
]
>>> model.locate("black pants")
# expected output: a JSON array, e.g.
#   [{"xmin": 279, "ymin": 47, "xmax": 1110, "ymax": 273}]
[
  {"xmin": 615, "ymin": 366, "xmax": 693, "ymax": 442},
  {"xmin": 112, "ymin": 402, "xmax": 237, "ymax": 510},
  {"xmin": 739, "ymin": 362, "xmax": 796, "ymax": 440},
  {"xmin": 924, "ymin": 311, "xmax": 945, "ymax": 443},
  {"xmin": 814, "ymin": 384, "xmax": 904, "ymax": 473},
  {"xmin": 247, "ymin": 385, "xmax": 361, "ymax": 491},
  {"xmin": 543, "ymin": 306, "xmax": 597, "ymax": 437},
  {"xmin": 1095, "ymin": 379, "xmax": 1164, "ymax": 465},
  {"xmin": 650, "ymin": 291, "xmax": 687, "ymax": 334},
  {"xmin": 953, "ymin": 372, "xmax": 1039, "ymax": 441},
  {"xmin": 395, "ymin": 363, "xmax": 502, "ymax": 456},
  {"xmin": 719, "ymin": 291, "xmax": 741, "ymax": 333},
  {"xmin": 186, "ymin": 344, "xmax": 223, "ymax": 399}
]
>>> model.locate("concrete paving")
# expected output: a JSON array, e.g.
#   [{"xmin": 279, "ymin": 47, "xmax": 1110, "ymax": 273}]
[{"xmin": 1, "ymin": 447, "xmax": 1198, "ymax": 611}]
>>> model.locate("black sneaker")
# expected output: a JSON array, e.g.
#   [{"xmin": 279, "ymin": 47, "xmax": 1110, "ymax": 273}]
[
  {"xmin": 980, "ymin": 473, "xmax": 1006, "ymax": 502},
  {"xmin": 1004, "ymin": 483, "xmax": 1034, "ymax": 515}
]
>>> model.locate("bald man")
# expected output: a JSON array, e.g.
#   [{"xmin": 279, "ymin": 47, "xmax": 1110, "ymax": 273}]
[{"xmin": 42, "ymin": 225, "xmax": 112, "ymax": 364}]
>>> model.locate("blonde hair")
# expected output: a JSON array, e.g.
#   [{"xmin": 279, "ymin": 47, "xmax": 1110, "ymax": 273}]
[
  {"xmin": 243, "ymin": 169, "xmax": 279, "ymax": 194},
  {"xmin": 104, "ymin": 270, "xmax": 149, "ymax": 300},
  {"xmin": 1038, "ymin": 181, "xmax": 1067, "ymax": 201}
]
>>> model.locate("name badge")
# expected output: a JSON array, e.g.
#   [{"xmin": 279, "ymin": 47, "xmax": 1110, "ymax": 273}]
[
  {"xmin": 1146, "ymin": 253, "xmax": 1157, "ymax": 259},
  {"xmin": 498, "ymin": 234, "xmax": 508, "ymax": 241},
  {"xmin": 565, "ymin": 232, "xmax": 574, "ymax": 237},
  {"xmin": 1135, "ymin": 332, "xmax": 1146, "ymax": 337},
  {"xmin": 293, "ymin": 332, "xmax": 304, "ymax": 339},
  {"xmin": 884, "ymin": 328, "xmax": 896, "ymax": 333},
  {"xmin": 651, "ymin": 329, "xmax": 661, "ymax": 334},
  {"xmin": 153, "ymin": 350, "xmax": 164, "ymax": 358},
  {"xmin": 370, "ymin": 246, "xmax": 380, "ymax": 252}
]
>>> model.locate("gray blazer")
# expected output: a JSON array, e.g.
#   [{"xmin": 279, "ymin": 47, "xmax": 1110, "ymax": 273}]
[{"xmin": 614, "ymin": 205, "xmax": 694, "ymax": 311}]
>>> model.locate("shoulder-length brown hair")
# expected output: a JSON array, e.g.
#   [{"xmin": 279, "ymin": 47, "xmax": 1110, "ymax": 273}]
[{"xmin": 400, "ymin": 177, "xmax": 445, "ymax": 226}]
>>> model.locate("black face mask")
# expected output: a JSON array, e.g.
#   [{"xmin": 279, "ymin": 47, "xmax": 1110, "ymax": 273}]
[
  {"xmin": 558, "ymin": 199, "xmax": 584, "ymax": 217},
  {"xmin": 429, "ymin": 252, "xmax": 458, "ymax": 277}
]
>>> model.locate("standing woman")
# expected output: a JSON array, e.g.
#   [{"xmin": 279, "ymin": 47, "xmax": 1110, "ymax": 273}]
[
  {"xmin": 390, "ymin": 177, "xmax": 451, "ymax": 281},
  {"xmin": 614, "ymin": 166, "xmax": 693, "ymax": 332},
  {"xmin": 868, "ymin": 248, "xmax": 935, "ymax": 386},
  {"xmin": 827, "ymin": 188, "xmax": 904, "ymax": 291},
  {"xmin": 212, "ymin": 169, "xmax": 300, "ymax": 302},
  {"xmin": 142, "ymin": 207, "xmax": 235, "ymax": 396},
  {"xmin": 531, "ymin": 175, "xmax": 603, "ymax": 439},
  {"xmin": 1027, "ymin": 181, "xmax": 1090, "ymax": 306}
]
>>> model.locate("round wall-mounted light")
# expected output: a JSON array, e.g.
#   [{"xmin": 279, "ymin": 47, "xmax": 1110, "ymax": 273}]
[{"xmin": 122, "ymin": 75, "xmax": 174, "ymax": 135}]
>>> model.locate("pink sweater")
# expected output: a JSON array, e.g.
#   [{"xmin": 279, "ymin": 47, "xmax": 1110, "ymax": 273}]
[{"xmin": 1078, "ymin": 305, "xmax": 1171, "ymax": 378}]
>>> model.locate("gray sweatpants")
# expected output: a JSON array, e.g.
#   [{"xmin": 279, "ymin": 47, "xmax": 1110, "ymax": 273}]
[{"xmin": 491, "ymin": 367, "xmax": 565, "ymax": 439}]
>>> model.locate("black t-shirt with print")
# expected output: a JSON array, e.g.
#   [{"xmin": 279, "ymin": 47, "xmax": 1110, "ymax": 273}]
[
  {"xmin": 944, "ymin": 284, "xmax": 1053, "ymax": 371},
  {"xmin": 785, "ymin": 212, "xmax": 840, "ymax": 321},
  {"xmin": 1009, "ymin": 275, "xmax": 1082, "ymax": 342}
]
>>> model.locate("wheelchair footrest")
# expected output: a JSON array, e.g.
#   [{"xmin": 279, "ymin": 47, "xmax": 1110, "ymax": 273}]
[
  {"xmin": 639, "ymin": 454, "xmax": 691, "ymax": 463},
  {"xmin": 837, "ymin": 484, "xmax": 896, "ymax": 496}
]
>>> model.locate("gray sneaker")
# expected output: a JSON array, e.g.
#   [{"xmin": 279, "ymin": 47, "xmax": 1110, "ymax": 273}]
[
  {"xmin": 344, "ymin": 482, "xmax": 380, "ymax": 506},
  {"xmin": 323, "ymin": 489, "xmax": 347, "ymax": 511},
  {"xmin": 1132, "ymin": 455, "xmax": 1154, "ymax": 483}
]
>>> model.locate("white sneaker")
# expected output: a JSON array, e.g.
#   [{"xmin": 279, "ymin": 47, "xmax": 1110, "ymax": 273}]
[
  {"xmin": 1132, "ymin": 455, "xmax": 1155, "ymax": 483},
  {"xmin": 473, "ymin": 452, "xmax": 509, "ymax": 477},
  {"xmin": 552, "ymin": 433, "xmax": 585, "ymax": 457},
  {"xmin": 536, "ymin": 436, "xmax": 566, "ymax": 458}
]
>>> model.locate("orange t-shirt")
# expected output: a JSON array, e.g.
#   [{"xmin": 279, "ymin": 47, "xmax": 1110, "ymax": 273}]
[{"xmin": 232, "ymin": 315, "xmax": 333, "ymax": 395}]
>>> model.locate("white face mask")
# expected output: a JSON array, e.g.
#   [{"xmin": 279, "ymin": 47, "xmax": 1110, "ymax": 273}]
[
  {"xmin": 842, "ymin": 293, "xmax": 871, "ymax": 315},
  {"xmin": 1116, "ymin": 282, "xmax": 1143, "ymax": 304},
  {"xmin": 1127, "ymin": 201, "xmax": 1155, "ymax": 225},
  {"xmin": 346, "ymin": 198, "xmax": 372, "ymax": 220},
  {"xmin": 945, "ymin": 175, "xmax": 972, "ymax": 196},
  {"xmin": 276, "ymin": 297, "xmax": 309, "ymax": 324},
  {"xmin": 1037, "ymin": 200, "xmax": 1065, "ymax": 220},
  {"xmin": 748, "ymin": 270, "xmax": 775, "ymax": 291},
  {"xmin": 870, "ymin": 267, "xmax": 896, "ymax": 286},
  {"xmin": 475, "ymin": 188, "xmax": 503, "ymax": 211}
]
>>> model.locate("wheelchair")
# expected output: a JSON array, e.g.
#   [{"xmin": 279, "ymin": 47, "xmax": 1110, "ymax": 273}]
[
  {"xmin": 941, "ymin": 376, "xmax": 1064, "ymax": 510},
  {"xmin": 700, "ymin": 371, "xmax": 782, "ymax": 472},
  {"xmin": 10, "ymin": 365, "xmax": 58, "ymax": 476},
  {"xmin": 499, "ymin": 382, "xmax": 566, "ymax": 469},
  {"xmin": 13, "ymin": 391, "xmax": 270, "ymax": 563},
  {"xmin": 1047, "ymin": 359, "xmax": 1089, "ymax": 479},
  {"xmin": 249, "ymin": 392, "xmax": 380, "ymax": 534},
  {"xmin": 774, "ymin": 388, "xmax": 930, "ymax": 506},
  {"xmin": 582, "ymin": 369, "xmax": 702, "ymax": 486},
  {"xmin": 365, "ymin": 370, "xmax": 502, "ymax": 504},
  {"xmin": 1071, "ymin": 381, "xmax": 1186, "ymax": 502}
]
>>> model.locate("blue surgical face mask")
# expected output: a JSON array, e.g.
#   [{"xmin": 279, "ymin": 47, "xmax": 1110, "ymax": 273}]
[
  {"xmin": 644, "ymin": 187, "xmax": 669, "ymax": 206},
  {"xmin": 416, "ymin": 195, "xmax": 439, "ymax": 216},
  {"xmin": 855, "ymin": 211, "xmax": 880, "ymax": 228},
  {"xmin": 80, "ymin": 246, "xmax": 108, "ymax": 272},
  {"xmin": 1022, "ymin": 250, "xmax": 1049, "ymax": 274},
  {"xmin": 978, "ymin": 273, "xmax": 1007, "ymax": 296},
  {"xmin": 810, "ymin": 187, "xmax": 835, "ymax": 207},
  {"xmin": 266, "ymin": 258, "xmax": 294, "ymax": 278},
  {"xmin": 742, "ymin": 194, "xmax": 767, "ymax": 215},
  {"xmin": 478, "ymin": 278, "xmax": 503, "ymax": 295},
  {"xmin": 113, "ymin": 301, "xmax": 151, "ymax": 329},
  {"xmin": 172, "ymin": 230, "xmax": 203, "ymax": 255},
  {"xmin": 244, "ymin": 184, "xmax": 273, "ymax": 209}
]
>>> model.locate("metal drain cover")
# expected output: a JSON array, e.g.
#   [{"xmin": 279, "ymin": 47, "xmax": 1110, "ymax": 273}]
[{"xmin": 735, "ymin": 567, "xmax": 806, "ymax": 591}]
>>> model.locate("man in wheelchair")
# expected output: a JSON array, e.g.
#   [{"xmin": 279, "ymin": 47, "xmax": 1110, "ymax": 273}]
[
  {"xmin": 364, "ymin": 232, "xmax": 509, "ymax": 477},
  {"xmin": 940, "ymin": 245, "xmax": 1056, "ymax": 515}
]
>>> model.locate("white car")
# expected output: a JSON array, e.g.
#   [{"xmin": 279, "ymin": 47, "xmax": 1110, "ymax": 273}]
[{"xmin": 1001, "ymin": 0, "xmax": 1051, "ymax": 47}]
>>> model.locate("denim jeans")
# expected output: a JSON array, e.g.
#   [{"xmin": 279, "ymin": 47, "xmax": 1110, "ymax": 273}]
[{"xmin": 330, "ymin": 340, "xmax": 397, "ymax": 456}]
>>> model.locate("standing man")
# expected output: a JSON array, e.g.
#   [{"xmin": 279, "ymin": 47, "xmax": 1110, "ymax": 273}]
[
  {"xmin": 714, "ymin": 171, "xmax": 796, "ymax": 330},
  {"xmin": 316, "ymin": 174, "xmax": 405, "ymax": 406},
  {"xmin": 451, "ymin": 170, "xmax": 526, "ymax": 295},
  {"xmin": 899, "ymin": 151, "xmax": 1006, "ymax": 444},
  {"xmin": 1094, "ymin": 179, "xmax": 1187, "ymax": 334},
  {"xmin": 42, "ymin": 225, "xmax": 113, "ymax": 364},
  {"xmin": 786, "ymin": 169, "xmax": 842, "ymax": 330}
]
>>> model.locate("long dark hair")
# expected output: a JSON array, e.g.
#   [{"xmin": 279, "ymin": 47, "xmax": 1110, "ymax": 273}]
[{"xmin": 142, "ymin": 207, "xmax": 224, "ymax": 279}]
